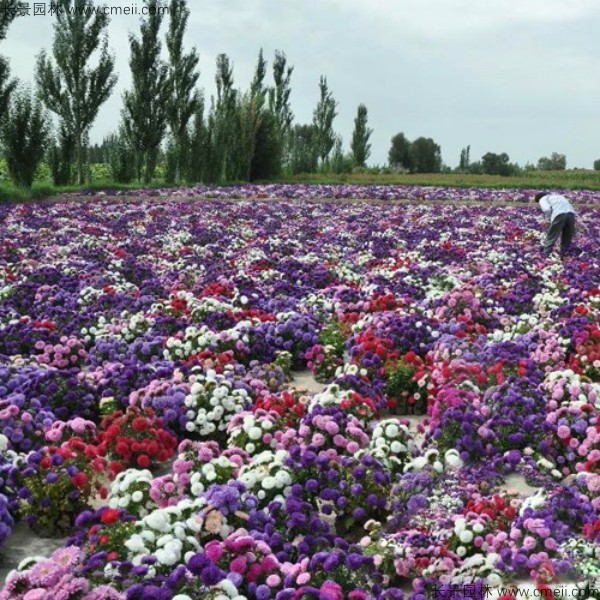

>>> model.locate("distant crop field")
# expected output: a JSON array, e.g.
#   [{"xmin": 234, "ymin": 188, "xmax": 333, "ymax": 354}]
[{"xmin": 281, "ymin": 169, "xmax": 600, "ymax": 190}]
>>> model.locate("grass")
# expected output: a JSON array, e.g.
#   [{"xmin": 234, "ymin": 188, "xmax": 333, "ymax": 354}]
[
  {"xmin": 279, "ymin": 170, "xmax": 600, "ymax": 190},
  {"xmin": 2, "ymin": 170, "xmax": 600, "ymax": 203}
]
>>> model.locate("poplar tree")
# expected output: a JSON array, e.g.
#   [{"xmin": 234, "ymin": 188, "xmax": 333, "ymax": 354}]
[
  {"xmin": 2, "ymin": 86, "xmax": 49, "ymax": 188},
  {"xmin": 239, "ymin": 49, "xmax": 267, "ymax": 180},
  {"xmin": 122, "ymin": 0, "xmax": 172, "ymax": 183},
  {"xmin": 186, "ymin": 95, "xmax": 206, "ymax": 182},
  {"xmin": 350, "ymin": 103, "xmax": 372, "ymax": 168},
  {"xmin": 166, "ymin": 0, "xmax": 200, "ymax": 183},
  {"xmin": 205, "ymin": 53, "xmax": 237, "ymax": 183},
  {"xmin": 312, "ymin": 75, "xmax": 337, "ymax": 167},
  {"xmin": 0, "ymin": 0, "xmax": 19, "ymax": 120},
  {"xmin": 268, "ymin": 50, "xmax": 293, "ymax": 167},
  {"xmin": 36, "ymin": 0, "xmax": 116, "ymax": 185}
]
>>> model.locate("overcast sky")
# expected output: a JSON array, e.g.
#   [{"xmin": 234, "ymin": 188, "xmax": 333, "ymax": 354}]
[{"xmin": 2, "ymin": 0, "xmax": 600, "ymax": 168}]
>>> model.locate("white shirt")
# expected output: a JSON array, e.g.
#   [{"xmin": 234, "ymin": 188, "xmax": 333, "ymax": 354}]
[{"xmin": 538, "ymin": 193, "xmax": 574, "ymax": 223}]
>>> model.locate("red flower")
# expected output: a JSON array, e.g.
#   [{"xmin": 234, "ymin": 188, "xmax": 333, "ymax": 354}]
[
  {"xmin": 100, "ymin": 508, "xmax": 120, "ymax": 525},
  {"xmin": 137, "ymin": 454, "xmax": 151, "ymax": 468},
  {"xmin": 132, "ymin": 417, "xmax": 149, "ymax": 432},
  {"xmin": 71, "ymin": 472, "xmax": 88, "ymax": 488}
]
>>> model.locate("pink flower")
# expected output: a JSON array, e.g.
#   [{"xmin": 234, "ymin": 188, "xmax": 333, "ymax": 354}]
[
  {"xmin": 230, "ymin": 556, "xmax": 247, "ymax": 574},
  {"xmin": 260, "ymin": 555, "xmax": 279, "ymax": 571},
  {"xmin": 311, "ymin": 433, "xmax": 326, "ymax": 447},
  {"xmin": 319, "ymin": 581, "xmax": 344, "ymax": 600},
  {"xmin": 324, "ymin": 421, "xmax": 339, "ymax": 436},
  {"xmin": 544, "ymin": 538, "xmax": 557, "ymax": 551},
  {"xmin": 556, "ymin": 425, "xmax": 570, "ymax": 440},
  {"xmin": 346, "ymin": 441, "xmax": 359, "ymax": 454},
  {"xmin": 522, "ymin": 536, "xmax": 537, "ymax": 551},
  {"xmin": 23, "ymin": 590, "xmax": 47, "ymax": 600},
  {"xmin": 296, "ymin": 572, "xmax": 310, "ymax": 585},
  {"xmin": 332, "ymin": 434, "xmax": 345, "ymax": 447},
  {"xmin": 204, "ymin": 541, "xmax": 223, "ymax": 562}
]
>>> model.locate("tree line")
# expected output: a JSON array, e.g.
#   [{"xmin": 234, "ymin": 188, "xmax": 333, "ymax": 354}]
[
  {"xmin": 0, "ymin": 0, "xmax": 375, "ymax": 188},
  {"xmin": 1, "ymin": 1, "xmax": 596, "ymax": 190}
]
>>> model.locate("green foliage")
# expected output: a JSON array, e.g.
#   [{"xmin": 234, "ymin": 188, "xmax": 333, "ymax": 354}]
[
  {"xmin": 1, "ymin": 87, "xmax": 49, "ymax": 188},
  {"xmin": 312, "ymin": 75, "xmax": 337, "ymax": 166},
  {"xmin": 318, "ymin": 320, "xmax": 346, "ymax": 356},
  {"xmin": 280, "ymin": 169, "xmax": 600, "ymax": 190},
  {"xmin": 289, "ymin": 123, "xmax": 319, "ymax": 174},
  {"xmin": 350, "ymin": 103, "xmax": 372, "ymax": 168},
  {"xmin": 458, "ymin": 145, "xmax": 471, "ymax": 172},
  {"xmin": 185, "ymin": 97, "xmax": 206, "ymax": 183},
  {"xmin": 36, "ymin": 0, "xmax": 117, "ymax": 185},
  {"xmin": 268, "ymin": 50, "xmax": 294, "ymax": 168},
  {"xmin": 122, "ymin": 0, "xmax": 172, "ymax": 183},
  {"xmin": 0, "ymin": 56, "xmax": 16, "ymax": 127},
  {"xmin": 250, "ymin": 109, "xmax": 282, "ymax": 180},
  {"xmin": 0, "ymin": 2, "xmax": 18, "ymax": 121},
  {"xmin": 274, "ymin": 351, "xmax": 293, "ymax": 380},
  {"xmin": 105, "ymin": 130, "xmax": 135, "ymax": 183},
  {"xmin": 594, "ymin": 159, "xmax": 600, "ymax": 171},
  {"xmin": 46, "ymin": 120, "xmax": 75, "ymax": 185},
  {"xmin": 0, "ymin": 157, "xmax": 8, "ymax": 182},
  {"xmin": 537, "ymin": 152, "xmax": 566, "ymax": 171},
  {"xmin": 481, "ymin": 152, "xmax": 518, "ymax": 176},
  {"xmin": 204, "ymin": 53, "xmax": 238, "ymax": 184},
  {"xmin": 89, "ymin": 162, "xmax": 111, "ymax": 181},
  {"xmin": 0, "ymin": 183, "xmax": 29, "ymax": 202},
  {"xmin": 329, "ymin": 136, "xmax": 353, "ymax": 174},
  {"xmin": 388, "ymin": 132, "xmax": 412, "ymax": 171},
  {"xmin": 388, "ymin": 133, "xmax": 442, "ymax": 173},
  {"xmin": 384, "ymin": 360, "xmax": 419, "ymax": 400},
  {"xmin": 237, "ymin": 92, "xmax": 262, "ymax": 181},
  {"xmin": 166, "ymin": 0, "xmax": 200, "ymax": 184},
  {"xmin": 410, "ymin": 136, "xmax": 442, "ymax": 173}
]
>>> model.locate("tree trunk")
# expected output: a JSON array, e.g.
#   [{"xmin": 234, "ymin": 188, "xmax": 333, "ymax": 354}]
[{"xmin": 76, "ymin": 133, "xmax": 83, "ymax": 185}]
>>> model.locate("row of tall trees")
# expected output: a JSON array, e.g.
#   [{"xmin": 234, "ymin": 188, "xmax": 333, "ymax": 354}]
[
  {"xmin": 457, "ymin": 146, "xmax": 568, "ymax": 176},
  {"xmin": 0, "ymin": 0, "xmax": 374, "ymax": 188}
]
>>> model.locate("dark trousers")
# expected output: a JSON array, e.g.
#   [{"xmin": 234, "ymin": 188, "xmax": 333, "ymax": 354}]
[{"xmin": 543, "ymin": 212, "xmax": 575, "ymax": 257}]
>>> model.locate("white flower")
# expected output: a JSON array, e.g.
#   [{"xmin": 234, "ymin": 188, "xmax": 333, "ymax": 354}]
[
  {"xmin": 444, "ymin": 450, "xmax": 463, "ymax": 469},
  {"xmin": 390, "ymin": 441, "xmax": 403, "ymax": 454},
  {"xmin": 248, "ymin": 427, "xmax": 262, "ymax": 441},
  {"xmin": 125, "ymin": 536, "xmax": 147, "ymax": 553},
  {"xmin": 385, "ymin": 423, "xmax": 399, "ymax": 438},
  {"xmin": 472, "ymin": 523, "xmax": 485, "ymax": 534},
  {"xmin": 145, "ymin": 512, "xmax": 170, "ymax": 533},
  {"xmin": 459, "ymin": 530, "xmax": 474, "ymax": 544},
  {"xmin": 262, "ymin": 476, "xmax": 276, "ymax": 490}
]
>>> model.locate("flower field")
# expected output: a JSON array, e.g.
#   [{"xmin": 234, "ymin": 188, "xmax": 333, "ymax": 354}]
[{"xmin": 0, "ymin": 189, "xmax": 599, "ymax": 599}]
